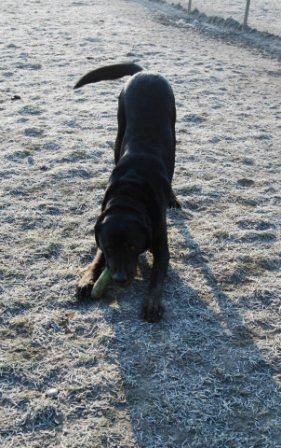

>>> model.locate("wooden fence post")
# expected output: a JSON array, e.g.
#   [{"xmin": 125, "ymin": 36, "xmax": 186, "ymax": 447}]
[
  {"xmin": 188, "ymin": 0, "xmax": 192, "ymax": 14},
  {"xmin": 244, "ymin": 0, "xmax": 251, "ymax": 27}
]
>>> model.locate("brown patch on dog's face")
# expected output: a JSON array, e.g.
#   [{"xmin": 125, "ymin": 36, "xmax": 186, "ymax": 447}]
[{"xmin": 95, "ymin": 213, "xmax": 150, "ymax": 285}]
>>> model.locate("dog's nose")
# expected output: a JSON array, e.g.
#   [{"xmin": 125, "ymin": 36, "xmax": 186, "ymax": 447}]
[{"xmin": 112, "ymin": 272, "xmax": 128, "ymax": 285}]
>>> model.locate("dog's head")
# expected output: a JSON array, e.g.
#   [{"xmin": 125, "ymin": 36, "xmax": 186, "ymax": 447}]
[{"xmin": 95, "ymin": 212, "xmax": 152, "ymax": 285}]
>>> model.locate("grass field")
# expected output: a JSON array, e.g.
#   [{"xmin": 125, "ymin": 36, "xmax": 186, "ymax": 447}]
[{"xmin": 1, "ymin": 0, "xmax": 280, "ymax": 446}]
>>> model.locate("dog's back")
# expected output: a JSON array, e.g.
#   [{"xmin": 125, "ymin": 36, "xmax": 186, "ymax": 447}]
[
  {"xmin": 74, "ymin": 63, "xmax": 176, "ymax": 180},
  {"xmin": 121, "ymin": 71, "xmax": 175, "ymax": 139},
  {"xmin": 119, "ymin": 71, "xmax": 176, "ymax": 182}
]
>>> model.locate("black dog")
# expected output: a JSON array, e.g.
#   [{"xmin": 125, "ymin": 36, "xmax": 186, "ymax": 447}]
[{"xmin": 74, "ymin": 63, "xmax": 178, "ymax": 322}]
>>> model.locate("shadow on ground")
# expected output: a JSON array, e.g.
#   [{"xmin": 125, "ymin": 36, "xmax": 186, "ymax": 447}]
[{"xmin": 101, "ymin": 213, "xmax": 281, "ymax": 448}]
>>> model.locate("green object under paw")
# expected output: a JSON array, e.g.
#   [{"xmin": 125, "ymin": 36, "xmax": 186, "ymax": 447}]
[{"xmin": 91, "ymin": 267, "xmax": 111, "ymax": 299}]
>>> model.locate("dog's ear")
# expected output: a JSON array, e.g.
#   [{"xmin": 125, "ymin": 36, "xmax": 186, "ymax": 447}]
[{"xmin": 137, "ymin": 214, "xmax": 152, "ymax": 250}]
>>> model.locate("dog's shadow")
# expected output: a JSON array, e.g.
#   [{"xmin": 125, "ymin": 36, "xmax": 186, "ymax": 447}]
[{"xmin": 97, "ymin": 213, "xmax": 281, "ymax": 447}]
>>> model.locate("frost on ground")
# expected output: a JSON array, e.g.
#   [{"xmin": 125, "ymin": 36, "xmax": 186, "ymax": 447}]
[{"xmin": 0, "ymin": 0, "xmax": 281, "ymax": 447}]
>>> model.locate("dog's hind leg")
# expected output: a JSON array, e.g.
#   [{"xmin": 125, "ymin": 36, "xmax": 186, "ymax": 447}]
[{"xmin": 76, "ymin": 249, "xmax": 105, "ymax": 300}]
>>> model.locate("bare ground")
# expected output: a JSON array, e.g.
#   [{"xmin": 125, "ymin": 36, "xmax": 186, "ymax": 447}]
[{"xmin": 0, "ymin": 0, "xmax": 281, "ymax": 447}]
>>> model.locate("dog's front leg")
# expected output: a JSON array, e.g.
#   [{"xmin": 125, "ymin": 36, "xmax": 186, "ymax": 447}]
[
  {"xmin": 143, "ymin": 237, "xmax": 169, "ymax": 323},
  {"xmin": 76, "ymin": 249, "xmax": 105, "ymax": 300}
]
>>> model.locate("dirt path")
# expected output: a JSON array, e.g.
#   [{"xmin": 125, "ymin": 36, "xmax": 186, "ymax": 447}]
[{"xmin": 1, "ymin": 0, "xmax": 280, "ymax": 447}]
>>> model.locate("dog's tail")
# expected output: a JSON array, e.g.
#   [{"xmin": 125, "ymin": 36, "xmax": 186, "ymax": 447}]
[{"xmin": 74, "ymin": 63, "xmax": 143, "ymax": 89}]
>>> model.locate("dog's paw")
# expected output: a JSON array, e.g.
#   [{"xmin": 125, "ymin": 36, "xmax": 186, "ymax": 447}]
[
  {"xmin": 76, "ymin": 270, "xmax": 96, "ymax": 301},
  {"xmin": 76, "ymin": 281, "xmax": 94, "ymax": 301},
  {"xmin": 142, "ymin": 303, "xmax": 165, "ymax": 323},
  {"xmin": 76, "ymin": 262, "xmax": 104, "ymax": 301},
  {"xmin": 168, "ymin": 192, "xmax": 181, "ymax": 209}
]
